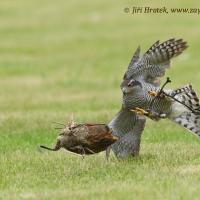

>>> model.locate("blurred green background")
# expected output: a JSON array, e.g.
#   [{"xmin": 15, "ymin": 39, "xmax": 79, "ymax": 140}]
[{"xmin": 1, "ymin": 0, "xmax": 200, "ymax": 199}]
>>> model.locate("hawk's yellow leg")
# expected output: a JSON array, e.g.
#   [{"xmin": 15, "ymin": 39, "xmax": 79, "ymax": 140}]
[{"xmin": 131, "ymin": 107, "xmax": 149, "ymax": 116}]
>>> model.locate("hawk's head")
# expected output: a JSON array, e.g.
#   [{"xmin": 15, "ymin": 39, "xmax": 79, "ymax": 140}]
[{"xmin": 120, "ymin": 78, "xmax": 142, "ymax": 94}]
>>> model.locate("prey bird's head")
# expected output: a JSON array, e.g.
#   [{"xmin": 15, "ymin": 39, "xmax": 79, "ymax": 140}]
[{"xmin": 120, "ymin": 78, "xmax": 142, "ymax": 94}]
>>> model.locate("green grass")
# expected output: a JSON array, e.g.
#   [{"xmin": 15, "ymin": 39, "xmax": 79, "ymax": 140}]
[{"xmin": 1, "ymin": 0, "xmax": 200, "ymax": 199}]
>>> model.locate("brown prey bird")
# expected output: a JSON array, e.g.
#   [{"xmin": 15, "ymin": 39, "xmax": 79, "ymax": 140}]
[{"xmin": 40, "ymin": 121, "xmax": 118, "ymax": 157}]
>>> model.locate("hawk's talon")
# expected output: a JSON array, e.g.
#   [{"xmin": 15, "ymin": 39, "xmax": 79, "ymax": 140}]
[
  {"xmin": 158, "ymin": 92, "xmax": 166, "ymax": 98},
  {"xmin": 148, "ymin": 91, "xmax": 158, "ymax": 97},
  {"xmin": 159, "ymin": 113, "xmax": 167, "ymax": 118},
  {"xmin": 148, "ymin": 90, "xmax": 166, "ymax": 98}
]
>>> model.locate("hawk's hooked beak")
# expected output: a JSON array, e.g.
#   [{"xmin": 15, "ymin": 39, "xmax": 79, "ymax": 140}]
[{"xmin": 122, "ymin": 87, "xmax": 128, "ymax": 94}]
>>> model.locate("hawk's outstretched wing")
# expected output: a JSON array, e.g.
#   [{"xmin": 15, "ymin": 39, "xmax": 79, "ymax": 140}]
[
  {"xmin": 108, "ymin": 108, "xmax": 146, "ymax": 158},
  {"xmin": 124, "ymin": 38, "xmax": 188, "ymax": 86}
]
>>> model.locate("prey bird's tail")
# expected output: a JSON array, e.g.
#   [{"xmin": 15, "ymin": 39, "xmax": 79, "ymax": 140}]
[
  {"xmin": 40, "ymin": 143, "xmax": 61, "ymax": 151},
  {"xmin": 169, "ymin": 85, "xmax": 200, "ymax": 136}
]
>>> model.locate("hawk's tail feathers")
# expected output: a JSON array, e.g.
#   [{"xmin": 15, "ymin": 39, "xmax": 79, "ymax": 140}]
[
  {"xmin": 146, "ymin": 38, "xmax": 188, "ymax": 64},
  {"xmin": 169, "ymin": 85, "xmax": 200, "ymax": 137},
  {"xmin": 170, "ymin": 84, "xmax": 200, "ymax": 112},
  {"xmin": 173, "ymin": 112, "xmax": 200, "ymax": 137}
]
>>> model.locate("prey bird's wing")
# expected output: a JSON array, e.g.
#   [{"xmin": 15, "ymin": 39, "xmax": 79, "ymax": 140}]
[
  {"xmin": 124, "ymin": 38, "xmax": 188, "ymax": 86},
  {"xmin": 108, "ymin": 108, "xmax": 146, "ymax": 158}
]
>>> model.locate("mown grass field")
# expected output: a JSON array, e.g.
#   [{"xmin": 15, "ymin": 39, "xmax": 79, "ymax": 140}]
[{"xmin": 1, "ymin": 0, "xmax": 200, "ymax": 199}]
